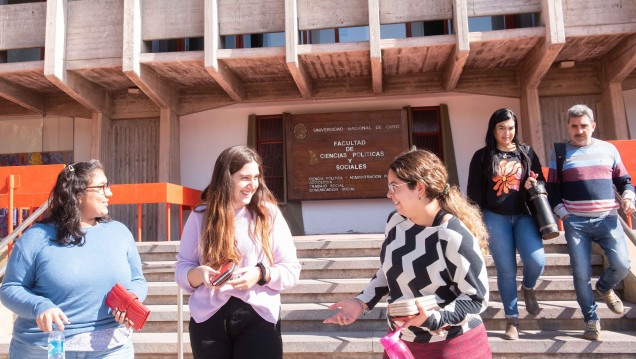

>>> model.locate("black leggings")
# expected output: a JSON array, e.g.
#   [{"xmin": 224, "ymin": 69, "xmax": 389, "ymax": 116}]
[{"xmin": 189, "ymin": 296, "xmax": 283, "ymax": 359}]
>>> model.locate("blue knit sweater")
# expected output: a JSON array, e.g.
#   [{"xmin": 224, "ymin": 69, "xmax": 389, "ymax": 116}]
[{"xmin": 0, "ymin": 221, "xmax": 147, "ymax": 346}]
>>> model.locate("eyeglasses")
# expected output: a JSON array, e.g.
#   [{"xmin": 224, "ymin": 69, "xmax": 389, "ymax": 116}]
[
  {"xmin": 388, "ymin": 182, "xmax": 409, "ymax": 194},
  {"xmin": 85, "ymin": 182, "xmax": 111, "ymax": 194}
]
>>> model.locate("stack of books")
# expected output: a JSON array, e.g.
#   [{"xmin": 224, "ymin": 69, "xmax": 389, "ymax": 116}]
[{"xmin": 387, "ymin": 295, "xmax": 439, "ymax": 317}]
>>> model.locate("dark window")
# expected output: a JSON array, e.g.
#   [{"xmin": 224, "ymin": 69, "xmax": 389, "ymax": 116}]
[
  {"xmin": 3, "ymin": 48, "xmax": 43, "ymax": 63},
  {"xmin": 222, "ymin": 32, "xmax": 285, "ymax": 49},
  {"xmin": 468, "ymin": 14, "xmax": 536, "ymax": 32},
  {"xmin": 6, "ymin": 0, "xmax": 46, "ymax": 4},
  {"xmin": 412, "ymin": 107, "xmax": 443, "ymax": 159},
  {"xmin": 149, "ymin": 38, "xmax": 203, "ymax": 53},
  {"xmin": 381, "ymin": 21, "xmax": 450, "ymax": 40},
  {"xmin": 256, "ymin": 115, "xmax": 284, "ymax": 202}
]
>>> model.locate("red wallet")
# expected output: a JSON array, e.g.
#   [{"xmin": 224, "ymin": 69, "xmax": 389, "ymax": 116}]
[{"xmin": 105, "ymin": 283, "xmax": 150, "ymax": 331}]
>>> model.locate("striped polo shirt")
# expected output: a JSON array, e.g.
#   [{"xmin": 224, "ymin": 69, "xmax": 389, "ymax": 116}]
[{"xmin": 546, "ymin": 138, "xmax": 635, "ymax": 218}]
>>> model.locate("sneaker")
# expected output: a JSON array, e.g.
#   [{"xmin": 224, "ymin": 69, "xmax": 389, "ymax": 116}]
[
  {"xmin": 522, "ymin": 286, "xmax": 540, "ymax": 315},
  {"xmin": 583, "ymin": 319, "xmax": 601, "ymax": 340},
  {"xmin": 503, "ymin": 317, "xmax": 519, "ymax": 340},
  {"xmin": 597, "ymin": 288, "xmax": 624, "ymax": 314}
]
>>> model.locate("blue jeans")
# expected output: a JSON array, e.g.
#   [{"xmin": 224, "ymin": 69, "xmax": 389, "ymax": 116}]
[
  {"xmin": 484, "ymin": 210, "xmax": 546, "ymax": 317},
  {"xmin": 563, "ymin": 214, "xmax": 630, "ymax": 322},
  {"xmin": 9, "ymin": 337, "xmax": 134, "ymax": 359}
]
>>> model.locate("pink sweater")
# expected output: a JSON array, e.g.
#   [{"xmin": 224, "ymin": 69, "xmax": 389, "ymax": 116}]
[{"xmin": 175, "ymin": 204, "xmax": 301, "ymax": 323}]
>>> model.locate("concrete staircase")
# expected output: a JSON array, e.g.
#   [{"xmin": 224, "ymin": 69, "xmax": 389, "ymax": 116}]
[
  {"xmin": 131, "ymin": 233, "xmax": 636, "ymax": 358},
  {"xmin": 0, "ymin": 233, "xmax": 634, "ymax": 358}
]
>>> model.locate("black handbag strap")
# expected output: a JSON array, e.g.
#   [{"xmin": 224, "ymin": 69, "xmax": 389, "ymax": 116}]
[{"xmin": 554, "ymin": 142, "xmax": 566, "ymax": 185}]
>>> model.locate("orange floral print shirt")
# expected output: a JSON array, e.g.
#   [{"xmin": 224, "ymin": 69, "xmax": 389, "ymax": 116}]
[{"xmin": 492, "ymin": 159, "xmax": 522, "ymax": 196}]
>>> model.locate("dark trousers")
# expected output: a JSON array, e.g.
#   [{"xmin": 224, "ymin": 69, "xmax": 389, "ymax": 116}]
[{"xmin": 189, "ymin": 296, "xmax": 283, "ymax": 359}]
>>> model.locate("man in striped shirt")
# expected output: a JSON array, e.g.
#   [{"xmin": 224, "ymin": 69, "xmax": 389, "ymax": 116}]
[{"xmin": 546, "ymin": 104, "xmax": 635, "ymax": 341}]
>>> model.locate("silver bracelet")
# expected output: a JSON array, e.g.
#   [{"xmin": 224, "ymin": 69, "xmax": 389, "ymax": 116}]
[{"xmin": 354, "ymin": 297, "xmax": 370, "ymax": 313}]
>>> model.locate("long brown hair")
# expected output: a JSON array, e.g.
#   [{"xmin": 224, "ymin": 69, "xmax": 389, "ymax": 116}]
[
  {"xmin": 196, "ymin": 146, "xmax": 278, "ymax": 268},
  {"xmin": 389, "ymin": 149, "xmax": 489, "ymax": 253}
]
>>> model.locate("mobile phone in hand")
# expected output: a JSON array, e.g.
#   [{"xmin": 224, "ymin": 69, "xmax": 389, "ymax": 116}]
[{"xmin": 211, "ymin": 262, "xmax": 236, "ymax": 286}]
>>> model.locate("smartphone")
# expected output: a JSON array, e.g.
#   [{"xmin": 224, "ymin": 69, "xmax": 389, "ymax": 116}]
[{"xmin": 211, "ymin": 262, "xmax": 236, "ymax": 286}]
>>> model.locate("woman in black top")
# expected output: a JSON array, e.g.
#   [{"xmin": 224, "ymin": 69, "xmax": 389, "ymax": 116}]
[{"xmin": 467, "ymin": 108, "xmax": 546, "ymax": 340}]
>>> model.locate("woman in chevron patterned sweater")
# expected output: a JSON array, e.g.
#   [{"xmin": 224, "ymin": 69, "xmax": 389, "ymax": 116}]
[{"xmin": 324, "ymin": 149, "xmax": 492, "ymax": 358}]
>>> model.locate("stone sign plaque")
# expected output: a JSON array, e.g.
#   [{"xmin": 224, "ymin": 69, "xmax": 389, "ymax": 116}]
[{"xmin": 286, "ymin": 109, "xmax": 409, "ymax": 200}]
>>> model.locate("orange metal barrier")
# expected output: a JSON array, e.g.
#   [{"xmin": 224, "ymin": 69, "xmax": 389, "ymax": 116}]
[
  {"xmin": 541, "ymin": 139, "xmax": 636, "ymax": 230},
  {"xmin": 109, "ymin": 183, "xmax": 202, "ymax": 241},
  {"xmin": 1, "ymin": 165, "xmax": 202, "ymax": 247},
  {"xmin": 610, "ymin": 140, "xmax": 636, "ymax": 229},
  {"xmin": 0, "ymin": 165, "xmax": 65, "ymax": 254}
]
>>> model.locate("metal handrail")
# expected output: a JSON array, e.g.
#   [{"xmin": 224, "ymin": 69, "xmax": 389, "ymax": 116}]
[
  {"xmin": 618, "ymin": 216, "xmax": 636, "ymax": 246},
  {"xmin": 614, "ymin": 189, "xmax": 636, "ymax": 246},
  {"xmin": 178, "ymin": 287, "xmax": 184, "ymax": 359},
  {"xmin": 0, "ymin": 199, "xmax": 50, "ymax": 277}
]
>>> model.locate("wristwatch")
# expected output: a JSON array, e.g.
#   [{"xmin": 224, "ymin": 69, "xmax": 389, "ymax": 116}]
[{"xmin": 255, "ymin": 262, "xmax": 268, "ymax": 286}]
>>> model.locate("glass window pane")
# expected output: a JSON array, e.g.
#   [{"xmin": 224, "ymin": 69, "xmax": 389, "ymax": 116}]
[
  {"xmin": 410, "ymin": 22, "xmax": 425, "ymax": 37},
  {"xmin": 311, "ymin": 29, "xmax": 336, "ymax": 44},
  {"xmin": 260, "ymin": 143, "xmax": 284, "ymax": 177},
  {"xmin": 265, "ymin": 176, "xmax": 284, "ymax": 202},
  {"xmin": 412, "ymin": 109, "xmax": 439, "ymax": 133},
  {"xmin": 339, "ymin": 26, "xmax": 369, "ymax": 42},
  {"xmin": 264, "ymin": 32, "xmax": 285, "ymax": 47},
  {"xmin": 514, "ymin": 14, "xmax": 536, "ymax": 28},
  {"xmin": 491, "ymin": 16, "xmax": 505, "ymax": 30},
  {"xmin": 223, "ymin": 36, "xmax": 237, "ymax": 49},
  {"xmin": 413, "ymin": 135, "xmax": 441, "ymax": 158},
  {"xmin": 7, "ymin": 48, "xmax": 41, "ymax": 62},
  {"xmin": 468, "ymin": 17, "xmax": 493, "ymax": 32},
  {"xmin": 258, "ymin": 117, "xmax": 283, "ymax": 141},
  {"xmin": 186, "ymin": 37, "xmax": 204, "ymax": 51},
  {"xmin": 423, "ymin": 20, "xmax": 448, "ymax": 36},
  {"xmin": 380, "ymin": 24, "xmax": 406, "ymax": 39}
]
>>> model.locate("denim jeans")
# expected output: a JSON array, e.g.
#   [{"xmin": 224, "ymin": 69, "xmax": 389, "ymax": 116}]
[
  {"xmin": 484, "ymin": 210, "xmax": 546, "ymax": 317},
  {"xmin": 563, "ymin": 214, "xmax": 631, "ymax": 322},
  {"xmin": 9, "ymin": 337, "xmax": 134, "ymax": 359}
]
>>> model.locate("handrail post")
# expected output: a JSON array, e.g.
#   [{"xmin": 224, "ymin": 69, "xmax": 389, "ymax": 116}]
[
  {"xmin": 17, "ymin": 208, "xmax": 25, "ymax": 238},
  {"xmin": 7, "ymin": 175, "xmax": 17, "ymax": 256},
  {"xmin": 177, "ymin": 286, "xmax": 183, "ymax": 359},
  {"xmin": 8, "ymin": 175, "xmax": 16, "ymax": 235},
  {"xmin": 166, "ymin": 203, "xmax": 171, "ymax": 242},
  {"xmin": 137, "ymin": 203, "xmax": 142, "ymax": 242},
  {"xmin": 179, "ymin": 205, "xmax": 183, "ymax": 238}
]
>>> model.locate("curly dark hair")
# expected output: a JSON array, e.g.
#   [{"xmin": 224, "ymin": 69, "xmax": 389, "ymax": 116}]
[{"xmin": 43, "ymin": 160, "xmax": 111, "ymax": 246}]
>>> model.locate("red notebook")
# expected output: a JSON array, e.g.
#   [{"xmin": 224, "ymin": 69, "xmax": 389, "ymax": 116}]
[{"xmin": 105, "ymin": 283, "xmax": 150, "ymax": 331}]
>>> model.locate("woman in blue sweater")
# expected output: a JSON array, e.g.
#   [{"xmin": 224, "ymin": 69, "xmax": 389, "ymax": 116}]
[{"xmin": 1, "ymin": 160, "xmax": 147, "ymax": 358}]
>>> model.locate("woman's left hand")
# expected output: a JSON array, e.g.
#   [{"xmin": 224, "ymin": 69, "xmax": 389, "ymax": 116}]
[
  {"xmin": 113, "ymin": 308, "xmax": 134, "ymax": 330},
  {"xmin": 524, "ymin": 171, "xmax": 539, "ymax": 190},
  {"xmin": 227, "ymin": 266, "xmax": 261, "ymax": 290},
  {"xmin": 400, "ymin": 300, "xmax": 429, "ymax": 332}
]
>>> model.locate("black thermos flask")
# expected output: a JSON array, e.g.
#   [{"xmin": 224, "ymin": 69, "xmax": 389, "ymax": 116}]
[{"xmin": 528, "ymin": 182, "xmax": 559, "ymax": 240}]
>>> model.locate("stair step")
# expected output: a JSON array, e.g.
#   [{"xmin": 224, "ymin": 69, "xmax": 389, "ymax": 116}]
[
  {"xmin": 488, "ymin": 330, "xmax": 636, "ymax": 358},
  {"xmin": 140, "ymin": 300, "xmax": 636, "ymax": 333},
  {"xmin": 99, "ymin": 330, "xmax": 636, "ymax": 358},
  {"xmin": 141, "ymin": 253, "xmax": 603, "ymax": 281},
  {"xmin": 136, "ymin": 233, "xmax": 572, "ymax": 261},
  {"xmin": 143, "ymin": 277, "xmax": 622, "ymax": 305},
  {"xmin": 0, "ymin": 330, "xmax": 633, "ymax": 359}
]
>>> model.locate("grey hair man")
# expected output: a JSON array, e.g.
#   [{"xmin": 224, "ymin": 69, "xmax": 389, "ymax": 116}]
[{"xmin": 546, "ymin": 104, "xmax": 635, "ymax": 340}]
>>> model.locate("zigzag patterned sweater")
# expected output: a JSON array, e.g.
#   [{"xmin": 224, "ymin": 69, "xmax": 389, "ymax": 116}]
[{"xmin": 357, "ymin": 211, "xmax": 489, "ymax": 343}]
